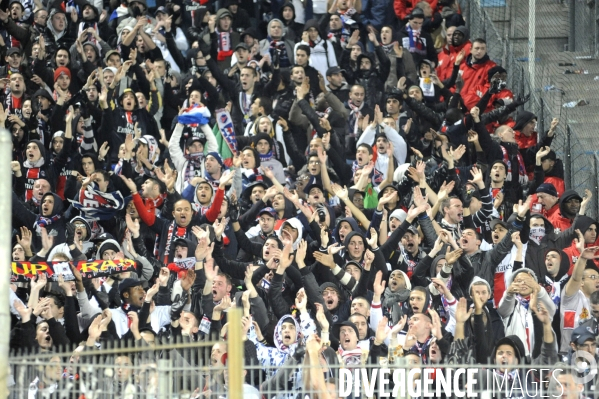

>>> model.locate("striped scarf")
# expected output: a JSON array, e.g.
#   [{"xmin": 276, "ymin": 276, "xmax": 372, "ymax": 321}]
[{"xmin": 347, "ymin": 100, "xmax": 363, "ymax": 137}]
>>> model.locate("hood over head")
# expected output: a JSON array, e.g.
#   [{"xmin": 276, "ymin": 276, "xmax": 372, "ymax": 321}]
[
  {"xmin": 274, "ymin": 314, "xmax": 300, "ymax": 353},
  {"xmin": 468, "ymin": 276, "xmax": 491, "ymax": 296},
  {"xmin": 575, "ymin": 215, "xmax": 597, "ymax": 236},
  {"xmin": 558, "ymin": 189, "xmax": 583, "ymax": 215},
  {"xmin": 454, "ymin": 26, "xmax": 470, "ymax": 42},
  {"xmin": 493, "ymin": 335, "xmax": 527, "ymax": 365},
  {"xmin": 39, "ymin": 192, "xmax": 64, "ymax": 217},
  {"xmin": 343, "ymin": 230, "xmax": 366, "ymax": 260},
  {"xmin": 279, "ymin": 2, "xmax": 296, "ymax": 21},
  {"xmin": 508, "ymin": 267, "xmax": 538, "ymax": 285},
  {"xmin": 543, "ymin": 248, "xmax": 570, "ymax": 282},
  {"xmin": 334, "ymin": 217, "xmax": 360, "ymax": 244},
  {"xmin": 95, "ymin": 238, "xmax": 123, "ymax": 260},
  {"xmin": 278, "ymin": 217, "xmax": 303, "ymax": 249},
  {"xmin": 513, "ymin": 110, "xmax": 537, "ymax": 131},
  {"xmin": 430, "ymin": 255, "xmax": 447, "ymax": 277},
  {"xmin": 319, "ymin": 281, "xmax": 346, "ymax": 303},
  {"xmin": 70, "ymin": 216, "xmax": 92, "ymax": 242},
  {"xmin": 27, "ymin": 139, "xmax": 47, "ymax": 161}
]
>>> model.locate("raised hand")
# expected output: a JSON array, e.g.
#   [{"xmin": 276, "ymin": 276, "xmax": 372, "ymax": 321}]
[
  {"xmin": 295, "ymin": 239, "xmax": 308, "ymax": 267},
  {"xmin": 516, "ymin": 196, "xmax": 532, "ymax": 218},
  {"xmin": 366, "ymin": 228, "xmax": 378, "ymax": 248},
  {"xmin": 536, "ymin": 146, "xmax": 551, "ymax": 160},
  {"xmin": 363, "ymin": 249, "xmax": 374, "ymax": 270},
  {"xmin": 580, "ymin": 189, "xmax": 593, "ymax": 215},
  {"xmin": 314, "ymin": 251, "xmax": 335, "ymax": 269},
  {"xmin": 314, "ymin": 303, "xmax": 329, "ymax": 332},
  {"xmin": 373, "ymin": 271, "xmax": 386, "ymax": 297},
  {"xmin": 181, "ymin": 270, "xmax": 196, "ymax": 291},
  {"xmin": 331, "ymin": 183, "xmax": 349, "ymax": 201},
  {"xmin": 17, "ymin": 226, "xmax": 32, "ymax": 252},
  {"xmin": 468, "ymin": 166, "xmax": 484, "ymax": 188},
  {"xmin": 214, "ymin": 295, "xmax": 232, "ymax": 313},
  {"xmin": 511, "ymin": 231, "xmax": 523, "ymax": 249},
  {"xmin": 277, "ymin": 242, "xmax": 295, "ymax": 269},
  {"xmin": 445, "ymin": 247, "xmax": 463, "ymax": 264},
  {"xmin": 391, "ymin": 315, "xmax": 408, "ymax": 336},
  {"xmin": 455, "ymin": 297, "xmax": 473, "ymax": 323},
  {"xmin": 437, "ymin": 180, "xmax": 456, "ymax": 201},
  {"xmin": 125, "ymin": 214, "xmax": 140, "ymax": 237},
  {"xmin": 327, "ymin": 243, "xmax": 344, "ymax": 255},
  {"xmin": 374, "ymin": 317, "xmax": 389, "ymax": 344},
  {"xmin": 295, "ymin": 288, "xmax": 308, "ymax": 312}
]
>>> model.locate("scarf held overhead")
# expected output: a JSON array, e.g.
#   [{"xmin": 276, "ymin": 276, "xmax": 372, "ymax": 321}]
[{"xmin": 71, "ymin": 183, "xmax": 126, "ymax": 220}]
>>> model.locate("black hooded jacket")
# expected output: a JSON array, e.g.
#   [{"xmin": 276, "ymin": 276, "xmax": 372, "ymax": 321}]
[
  {"xmin": 542, "ymin": 247, "xmax": 571, "ymax": 346},
  {"xmin": 518, "ymin": 213, "xmax": 580, "ymax": 283},
  {"xmin": 96, "ymin": 89, "xmax": 161, "ymax": 164},
  {"xmin": 279, "ymin": 2, "xmax": 303, "ymax": 42},
  {"xmin": 12, "ymin": 191, "xmax": 66, "ymax": 251},
  {"xmin": 345, "ymin": 47, "xmax": 390, "ymax": 109}
]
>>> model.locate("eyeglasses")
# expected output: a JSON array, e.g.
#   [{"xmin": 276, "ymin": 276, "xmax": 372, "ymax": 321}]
[
  {"xmin": 309, "ymin": 160, "xmax": 320, "ymax": 165},
  {"xmin": 584, "ymin": 275, "xmax": 599, "ymax": 280}
]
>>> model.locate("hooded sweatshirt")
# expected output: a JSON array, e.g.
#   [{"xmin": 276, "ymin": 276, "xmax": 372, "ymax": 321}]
[
  {"xmin": 563, "ymin": 215, "xmax": 599, "ymax": 271},
  {"xmin": 497, "ymin": 268, "xmax": 556, "ymax": 357},
  {"xmin": 294, "ymin": 19, "xmax": 338, "ymax": 80},
  {"xmin": 12, "ymin": 191, "xmax": 66, "ymax": 251},
  {"xmin": 549, "ymin": 189, "xmax": 582, "ymax": 233},
  {"xmin": 277, "ymin": 218, "xmax": 304, "ymax": 250},
  {"xmin": 47, "ymin": 216, "xmax": 94, "ymax": 260},
  {"xmin": 250, "ymin": 314, "xmax": 316, "ymax": 377}
]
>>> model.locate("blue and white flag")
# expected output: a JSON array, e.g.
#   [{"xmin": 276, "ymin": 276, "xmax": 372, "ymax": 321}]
[
  {"xmin": 178, "ymin": 104, "xmax": 211, "ymax": 125},
  {"xmin": 70, "ymin": 184, "xmax": 126, "ymax": 221}
]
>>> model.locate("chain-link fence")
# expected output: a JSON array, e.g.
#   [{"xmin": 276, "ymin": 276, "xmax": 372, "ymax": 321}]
[{"xmin": 461, "ymin": 0, "xmax": 599, "ymax": 218}]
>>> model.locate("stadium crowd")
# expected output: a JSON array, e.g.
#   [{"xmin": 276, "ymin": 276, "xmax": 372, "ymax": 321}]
[{"xmin": 4, "ymin": 0, "xmax": 599, "ymax": 397}]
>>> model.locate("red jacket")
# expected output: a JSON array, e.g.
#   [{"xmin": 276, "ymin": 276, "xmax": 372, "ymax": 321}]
[
  {"xmin": 515, "ymin": 130, "xmax": 538, "ymax": 150},
  {"xmin": 564, "ymin": 242, "xmax": 599, "ymax": 275},
  {"xmin": 394, "ymin": 0, "xmax": 438, "ymax": 20},
  {"xmin": 436, "ymin": 41, "xmax": 472, "ymax": 82},
  {"xmin": 549, "ymin": 211, "xmax": 575, "ymax": 234},
  {"xmin": 460, "ymin": 55, "xmax": 496, "ymax": 109}
]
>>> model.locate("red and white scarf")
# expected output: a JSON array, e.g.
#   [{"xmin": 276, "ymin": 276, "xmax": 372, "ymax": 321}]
[{"xmin": 216, "ymin": 28, "xmax": 233, "ymax": 61}]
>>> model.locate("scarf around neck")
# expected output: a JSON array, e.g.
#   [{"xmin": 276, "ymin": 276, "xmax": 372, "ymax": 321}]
[
  {"xmin": 347, "ymin": 100, "xmax": 364, "ymax": 136},
  {"xmin": 215, "ymin": 28, "xmax": 233, "ymax": 61}
]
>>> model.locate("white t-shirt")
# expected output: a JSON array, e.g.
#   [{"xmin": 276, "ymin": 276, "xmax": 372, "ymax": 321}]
[{"xmin": 560, "ymin": 290, "xmax": 591, "ymax": 351}]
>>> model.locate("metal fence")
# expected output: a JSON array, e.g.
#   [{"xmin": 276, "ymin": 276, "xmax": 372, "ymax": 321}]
[
  {"xmin": 7, "ymin": 340, "xmax": 599, "ymax": 398},
  {"xmin": 461, "ymin": 0, "xmax": 599, "ymax": 218}
]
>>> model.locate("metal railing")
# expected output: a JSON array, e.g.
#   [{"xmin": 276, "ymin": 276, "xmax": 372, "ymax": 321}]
[{"xmin": 8, "ymin": 342, "xmax": 599, "ymax": 398}]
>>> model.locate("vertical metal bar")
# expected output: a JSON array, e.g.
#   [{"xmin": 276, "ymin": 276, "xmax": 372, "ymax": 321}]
[
  {"xmin": 569, "ymin": 0, "xmax": 576, "ymax": 51},
  {"xmin": 158, "ymin": 358, "xmax": 169, "ymax": 398},
  {"xmin": 0, "ymin": 128, "xmax": 12, "ymax": 399},
  {"xmin": 228, "ymin": 308, "xmax": 243, "ymax": 399},
  {"xmin": 528, "ymin": 0, "xmax": 536, "ymax": 90},
  {"xmin": 566, "ymin": 125, "xmax": 572, "ymax": 190}
]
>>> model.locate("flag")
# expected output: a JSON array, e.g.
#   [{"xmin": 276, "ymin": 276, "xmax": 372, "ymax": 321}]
[
  {"xmin": 214, "ymin": 109, "xmax": 236, "ymax": 166},
  {"xmin": 70, "ymin": 184, "xmax": 126, "ymax": 220},
  {"xmin": 178, "ymin": 104, "xmax": 211, "ymax": 125}
]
